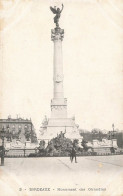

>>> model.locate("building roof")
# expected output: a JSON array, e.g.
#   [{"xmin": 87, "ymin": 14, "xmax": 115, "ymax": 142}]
[{"xmin": 0, "ymin": 118, "xmax": 32, "ymax": 123}]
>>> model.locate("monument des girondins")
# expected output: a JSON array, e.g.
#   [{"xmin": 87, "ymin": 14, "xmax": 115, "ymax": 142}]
[{"xmin": 40, "ymin": 4, "xmax": 81, "ymax": 143}]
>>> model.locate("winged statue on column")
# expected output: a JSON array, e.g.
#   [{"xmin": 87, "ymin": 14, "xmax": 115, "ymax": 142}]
[{"xmin": 50, "ymin": 4, "xmax": 64, "ymax": 27}]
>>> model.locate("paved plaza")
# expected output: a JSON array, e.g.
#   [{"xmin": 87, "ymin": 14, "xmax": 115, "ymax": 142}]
[{"xmin": 0, "ymin": 155, "xmax": 123, "ymax": 196}]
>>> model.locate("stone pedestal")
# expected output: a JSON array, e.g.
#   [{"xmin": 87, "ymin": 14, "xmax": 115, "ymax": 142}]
[{"xmin": 112, "ymin": 139, "xmax": 118, "ymax": 148}]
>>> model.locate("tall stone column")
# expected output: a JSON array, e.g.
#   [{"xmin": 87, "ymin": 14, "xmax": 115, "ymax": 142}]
[
  {"xmin": 51, "ymin": 27, "xmax": 67, "ymax": 118},
  {"xmin": 39, "ymin": 5, "xmax": 81, "ymax": 142}
]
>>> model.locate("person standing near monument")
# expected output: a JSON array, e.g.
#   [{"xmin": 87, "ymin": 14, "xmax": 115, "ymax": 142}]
[{"xmin": 70, "ymin": 146, "xmax": 77, "ymax": 163}]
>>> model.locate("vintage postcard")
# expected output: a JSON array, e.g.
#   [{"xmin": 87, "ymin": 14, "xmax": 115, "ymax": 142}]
[{"xmin": 0, "ymin": 0, "xmax": 123, "ymax": 196}]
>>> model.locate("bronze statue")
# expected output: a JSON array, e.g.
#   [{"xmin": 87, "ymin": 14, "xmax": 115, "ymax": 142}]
[{"xmin": 50, "ymin": 4, "xmax": 64, "ymax": 27}]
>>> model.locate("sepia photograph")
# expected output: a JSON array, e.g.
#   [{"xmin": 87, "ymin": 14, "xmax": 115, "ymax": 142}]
[{"xmin": 0, "ymin": 0, "xmax": 123, "ymax": 196}]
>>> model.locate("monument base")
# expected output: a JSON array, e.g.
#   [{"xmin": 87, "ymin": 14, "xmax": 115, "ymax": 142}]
[{"xmin": 39, "ymin": 116, "xmax": 82, "ymax": 144}]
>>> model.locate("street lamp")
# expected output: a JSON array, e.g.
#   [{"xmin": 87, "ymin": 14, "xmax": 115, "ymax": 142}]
[
  {"xmin": 112, "ymin": 124, "xmax": 115, "ymax": 137},
  {"xmin": 0, "ymin": 127, "xmax": 6, "ymax": 166}
]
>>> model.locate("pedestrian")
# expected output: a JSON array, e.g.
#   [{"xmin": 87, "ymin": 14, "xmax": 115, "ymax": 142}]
[
  {"xmin": 70, "ymin": 149, "xmax": 72, "ymax": 162},
  {"xmin": 71, "ymin": 146, "xmax": 77, "ymax": 163}
]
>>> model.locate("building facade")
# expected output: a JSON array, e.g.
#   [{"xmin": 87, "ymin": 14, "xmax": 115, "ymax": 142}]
[{"xmin": 0, "ymin": 116, "xmax": 37, "ymax": 144}]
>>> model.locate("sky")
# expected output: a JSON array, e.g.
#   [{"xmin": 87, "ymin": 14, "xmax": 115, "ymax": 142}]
[{"xmin": 0, "ymin": 0, "xmax": 123, "ymax": 135}]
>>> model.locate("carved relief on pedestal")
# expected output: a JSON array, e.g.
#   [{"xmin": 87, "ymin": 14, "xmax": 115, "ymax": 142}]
[{"xmin": 51, "ymin": 105, "xmax": 66, "ymax": 111}]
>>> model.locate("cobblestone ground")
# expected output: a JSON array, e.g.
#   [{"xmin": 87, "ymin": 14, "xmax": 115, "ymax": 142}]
[{"xmin": 0, "ymin": 155, "xmax": 123, "ymax": 196}]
